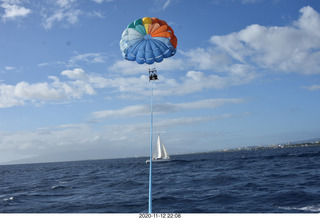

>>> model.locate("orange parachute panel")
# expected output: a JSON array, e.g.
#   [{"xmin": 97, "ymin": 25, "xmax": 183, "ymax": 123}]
[
  {"xmin": 158, "ymin": 19, "xmax": 168, "ymax": 26},
  {"xmin": 151, "ymin": 17, "xmax": 160, "ymax": 25},
  {"xmin": 152, "ymin": 32, "xmax": 172, "ymax": 38},
  {"xmin": 151, "ymin": 25, "xmax": 168, "ymax": 37},
  {"xmin": 167, "ymin": 25, "xmax": 174, "ymax": 34},
  {"xmin": 148, "ymin": 23, "xmax": 160, "ymax": 35},
  {"xmin": 170, "ymin": 35, "xmax": 177, "ymax": 48}
]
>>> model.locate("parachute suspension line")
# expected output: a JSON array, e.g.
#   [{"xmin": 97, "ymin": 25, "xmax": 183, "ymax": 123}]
[
  {"xmin": 148, "ymin": 68, "xmax": 158, "ymax": 213},
  {"xmin": 152, "ymin": 63, "xmax": 157, "ymax": 73}
]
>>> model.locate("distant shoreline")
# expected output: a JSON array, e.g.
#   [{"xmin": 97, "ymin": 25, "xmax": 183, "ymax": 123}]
[{"xmin": 219, "ymin": 141, "xmax": 320, "ymax": 153}]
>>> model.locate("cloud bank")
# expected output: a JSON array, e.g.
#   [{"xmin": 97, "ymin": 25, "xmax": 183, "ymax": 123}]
[
  {"xmin": 92, "ymin": 98, "xmax": 245, "ymax": 119},
  {"xmin": 1, "ymin": 0, "xmax": 31, "ymax": 21},
  {"xmin": 209, "ymin": 6, "xmax": 320, "ymax": 75}
]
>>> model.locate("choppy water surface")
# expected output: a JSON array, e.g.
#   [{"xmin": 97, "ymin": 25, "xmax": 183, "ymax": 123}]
[{"xmin": 1, "ymin": 145, "xmax": 320, "ymax": 213}]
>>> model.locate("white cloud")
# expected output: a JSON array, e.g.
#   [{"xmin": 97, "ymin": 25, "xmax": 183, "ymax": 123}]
[
  {"xmin": 302, "ymin": 84, "xmax": 320, "ymax": 91},
  {"xmin": 56, "ymin": 0, "xmax": 76, "ymax": 8},
  {"xmin": 61, "ymin": 68, "xmax": 89, "ymax": 80},
  {"xmin": 1, "ymin": 0, "xmax": 31, "ymax": 21},
  {"xmin": 209, "ymin": 6, "xmax": 320, "ymax": 75},
  {"xmin": 92, "ymin": 98, "xmax": 244, "ymax": 119},
  {"xmin": 0, "ymin": 109, "xmax": 253, "ymax": 163},
  {"xmin": 151, "ymin": 67, "xmax": 257, "ymax": 97},
  {"xmin": 0, "ymin": 123, "xmax": 104, "ymax": 160},
  {"xmin": 40, "ymin": 0, "xmax": 114, "ymax": 29},
  {"xmin": 91, "ymin": 0, "xmax": 114, "ymax": 3},
  {"xmin": 0, "ymin": 63, "xmax": 251, "ymax": 108},
  {"xmin": 42, "ymin": 0, "xmax": 82, "ymax": 29},
  {"xmin": 43, "ymin": 9, "xmax": 81, "ymax": 29},
  {"xmin": 0, "ymin": 67, "xmax": 163, "ymax": 108},
  {"xmin": 92, "ymin": 0, "xmax": 104, "ymax": 3},
  {"xmin": 162, "ymin": 0, "xmax": 171, "ymax": 10},
  {"xmin": 0, "ymin": 68, "xmax": 99, "ymax": 108},
  {"xmin": 89, "ymin": 10, "xmax": 104, "ymax": 19},
  {"xmin": 108, "ymin": 58, "xmax": 185, "ymax": 75},
  {"xmin": 154, "ymin": 113, "xmax": 245, "ymax": 130},
  {"xmin": 4, "ymin": 66, "xmax": 15, "ymax": 70},
  {"xmin": 108, "ymin": 60, "xmax": 150, "ymax": 75},
  {"xmin": 213, "ymin": 0, "xmax": 264, "ymax": 4},
  {"xmin": 0, "ymin": 84, "xmax": 25, "ymax": 107},
  {"xmin": 109, "ymin": 56, "xmax": 256, "ymax": 96},
  {"xmin": 14, "ymin": 81, "xmax": 67, "ymax": 101},
  {"xmin": 68, "ymin": 52, "xmax": 107, "ymax": 66},
  {"xmin": 0, "ymin": 120, "xmax": 154, "ymax": 163},
  {"xmin": 241, "ymin": 0, "xmax": 263, "ymax": 3},
  {"xmin": 0, "ymin": 67, "xmax": 154, "ymax": 108},
  {"xmin": 0, "ymin": 79, "xmax": 81, "ymax": 108},
  {"xmin": 104, "ymin": 114, "xmax": 241, "ymax": 137},
  {"xmin": 92, "ymin": 105, "xmax": 148, "ymax": 119},
  {"xmin": 154, "ymin": 0, "xmax": 174, "ymax": 11},
  {"xmin": 181, "ymin": 48, "xmax": 230, "ymax": 71},
  {"xmin": 165, "ymin": 6, "xmax": 320, "ymax": 95}
]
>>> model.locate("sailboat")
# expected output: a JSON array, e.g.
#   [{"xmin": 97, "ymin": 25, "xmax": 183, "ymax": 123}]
[{"xmin": 146, "ymin": 134, "xmax": 170, "ymax": 163}]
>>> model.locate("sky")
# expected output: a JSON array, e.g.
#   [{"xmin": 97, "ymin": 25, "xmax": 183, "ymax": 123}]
[{"xmin": 0, "ymin": 0, "xmax": 320, "ymax": 164}]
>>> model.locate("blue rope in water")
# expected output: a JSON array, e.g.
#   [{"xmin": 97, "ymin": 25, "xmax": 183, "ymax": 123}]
[{"xmin": 148, "ymin": 80, "xmax": 154, "ymax": 213}]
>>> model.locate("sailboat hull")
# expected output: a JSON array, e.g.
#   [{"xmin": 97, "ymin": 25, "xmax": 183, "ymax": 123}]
[{"xmin": 146, "ymin": 159, "xmax": 170, "ymax": 164}]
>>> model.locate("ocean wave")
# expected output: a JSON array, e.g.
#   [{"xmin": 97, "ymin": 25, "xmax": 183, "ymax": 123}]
[{"xmin": 51, "ymin": 185, "xmax": 69, "ymax": 190}]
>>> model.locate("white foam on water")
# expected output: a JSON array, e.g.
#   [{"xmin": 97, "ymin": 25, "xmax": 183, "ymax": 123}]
[
  {"xmin": 3, "ymin": 196, "xmax": 14, "ymax": 201},
  {"xmin": 279, "ymin": 204, "xmax": 320, "ymax": 213}
]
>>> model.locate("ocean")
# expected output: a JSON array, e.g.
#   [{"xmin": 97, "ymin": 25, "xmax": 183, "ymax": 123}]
[{"xmin": 1, "ymin": 145, "xmax": 320, "ymax": 213}]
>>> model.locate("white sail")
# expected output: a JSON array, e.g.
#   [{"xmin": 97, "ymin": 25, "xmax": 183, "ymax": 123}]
[
  {"xmin": 152, "ymin": 135, "xmax": 161, "ymax": 159},
  {"xmin": 156, "ymin": 135, "xmax": 162, "ymax": 159},
  {"xmin": 162, "ymin": 142, "xmax": 170, "ymax": 159}
]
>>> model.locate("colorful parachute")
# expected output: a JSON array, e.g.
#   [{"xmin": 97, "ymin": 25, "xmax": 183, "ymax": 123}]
[{"xmin": 120, "ymin": 17, "xmax": 177, "ymax": 64}]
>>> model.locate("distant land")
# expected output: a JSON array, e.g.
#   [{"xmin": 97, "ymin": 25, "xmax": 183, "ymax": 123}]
[{"xmin": 219, "ymin": 138, "xmax": 320, "ymax": 152}]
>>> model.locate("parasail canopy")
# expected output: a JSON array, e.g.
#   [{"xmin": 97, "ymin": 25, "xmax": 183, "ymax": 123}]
[{"xmin": 120, "ymin": 17, "xmax": 177, "ymax": 64}]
